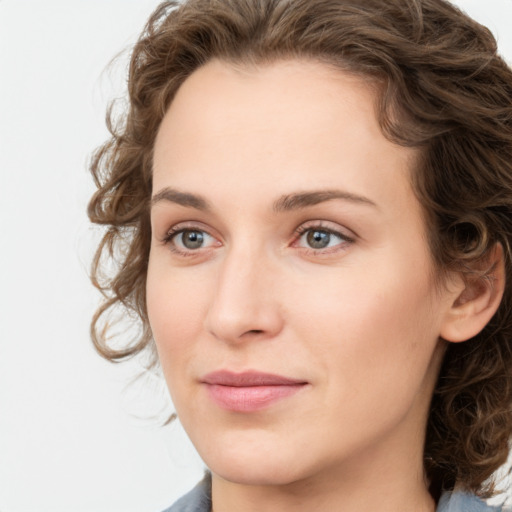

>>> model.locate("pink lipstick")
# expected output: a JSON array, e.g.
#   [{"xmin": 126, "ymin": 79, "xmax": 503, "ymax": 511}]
[{"xmin": 201, "ymin": 370, "xmax": 307, "ymax": 412}]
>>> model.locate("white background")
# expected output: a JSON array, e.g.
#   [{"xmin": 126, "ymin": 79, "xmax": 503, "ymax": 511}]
[{"xmin": 1, "ymin": 1, "xmax": 511, "ymax": 511}]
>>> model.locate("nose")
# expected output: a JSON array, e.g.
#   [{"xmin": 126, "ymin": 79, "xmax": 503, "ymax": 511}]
[{"xmin": 204, "ymin": 245, "xmax": 284, "ymax": 344}]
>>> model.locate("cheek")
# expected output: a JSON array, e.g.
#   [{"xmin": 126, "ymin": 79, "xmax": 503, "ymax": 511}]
[
  {"xmin": 291, "ymin": 258, "xmax": 441, "ymax": 393},
  {"xmin": 282, "ymin": 270, "xmax": 441, "ymax": 461},
  {"xmin": 146, "ymin": 262, "xmax": 211, "ymax": 377}
]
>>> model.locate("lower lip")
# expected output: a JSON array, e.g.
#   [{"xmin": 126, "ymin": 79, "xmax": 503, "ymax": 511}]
[{"xmin": 205, "ymin": 383, "xmax": 306, "ymax": 412}]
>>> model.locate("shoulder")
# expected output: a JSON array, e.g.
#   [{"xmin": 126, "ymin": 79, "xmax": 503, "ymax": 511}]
[
  {"xmin": 161, "ymin": 474, "xmax": 212, "ymax": 512},
  {"xmin": 437, "ymin": 491, "xmax": 508, "ymax": 512}
]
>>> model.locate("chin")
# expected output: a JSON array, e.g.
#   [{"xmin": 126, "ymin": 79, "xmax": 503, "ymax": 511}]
[
  {"xmin": 210, "ymin": 459, "xmax": 303, "ymax": 487},
  {"xmin": 196, "ymin": 429, "xmax": 311, "ymax": 486}
]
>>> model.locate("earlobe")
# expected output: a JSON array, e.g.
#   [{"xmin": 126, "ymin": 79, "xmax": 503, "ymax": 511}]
[{"xmin": 440, "ymin": 243, "xmax": 506, "ymax": 343}]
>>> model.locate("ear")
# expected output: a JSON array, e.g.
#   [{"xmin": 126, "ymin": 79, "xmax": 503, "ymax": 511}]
[{"xmin": 440, "ymin": 243, "xmax": 506, "ymax": 343}]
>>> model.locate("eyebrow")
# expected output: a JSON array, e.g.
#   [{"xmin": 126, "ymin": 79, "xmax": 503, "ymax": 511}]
[
  {"xmin": 151, "ymin": 187, "xmax": 211, "ymax": 211},
  {"xmin": 150, "ymin": 187, "xmax": 377, "ymax": 212},
  {"xmin": 272, "ymin": 190, "xmax": 378, "ymax": 212}
]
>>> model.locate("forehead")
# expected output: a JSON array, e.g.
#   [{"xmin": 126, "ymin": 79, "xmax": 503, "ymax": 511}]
[{"xmin": 152, "ymin": 58, "xmax": 419, "ymax": 213}]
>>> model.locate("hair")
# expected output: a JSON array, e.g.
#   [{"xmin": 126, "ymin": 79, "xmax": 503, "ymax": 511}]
[{"xmin": 88, "ymin": 0, "xmax": 512, "ymax": 500}]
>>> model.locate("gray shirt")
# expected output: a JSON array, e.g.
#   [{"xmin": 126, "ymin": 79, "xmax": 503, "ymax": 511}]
[{"xmin": 163, "ymin": 475, "xmax": 505, "ymax": 512}]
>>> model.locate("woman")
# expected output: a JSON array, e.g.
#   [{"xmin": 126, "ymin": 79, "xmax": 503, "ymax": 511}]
[{"xmin": 88, "ymin": 0, "xmax": 512, "ymax": 510}]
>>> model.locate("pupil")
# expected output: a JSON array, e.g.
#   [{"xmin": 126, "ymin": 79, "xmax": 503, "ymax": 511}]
[
  {"xmin": 183, "ymin": 230, "xmax": 204, "ymax": 249},
  {"xmin": 307, "ymin": 230, "xmax": 330, "ymax": 249}
]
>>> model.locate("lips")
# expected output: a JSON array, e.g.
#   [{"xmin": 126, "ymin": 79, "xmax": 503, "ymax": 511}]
[
  {"xmin": 202, "ymin": 370, "xmax": 306, "ymax": 387},
  {"xmin": 201, "ymin": 370, "xmax": 308, "ymax": 412}
]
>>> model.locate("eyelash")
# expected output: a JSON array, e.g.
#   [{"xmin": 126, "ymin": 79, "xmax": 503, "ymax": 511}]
[
  {"xmin": 161, "ymin": 222, "xmax": 355, "ymax": 257},
  {"xmin": 292, "ymin": 223, "xmax": 355, "ymax": 254}
]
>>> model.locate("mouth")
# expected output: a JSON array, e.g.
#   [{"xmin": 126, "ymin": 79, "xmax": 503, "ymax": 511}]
[{"xmin": 201, "ymin": 370, "xmax": 308, "ymax": 412}]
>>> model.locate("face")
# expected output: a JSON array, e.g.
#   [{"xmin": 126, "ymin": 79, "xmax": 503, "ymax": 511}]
[{"xmin": 147, "ymin": 59, "xmax": 455, "ymax": 487}]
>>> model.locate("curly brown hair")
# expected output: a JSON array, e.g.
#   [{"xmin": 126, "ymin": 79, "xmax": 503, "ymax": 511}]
[{"xmin": 88, "ymin": 0, "xmax": 512, "ymax": 499}]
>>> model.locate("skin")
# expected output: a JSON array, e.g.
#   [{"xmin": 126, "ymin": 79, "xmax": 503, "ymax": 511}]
[{"xmin": 147, "ymin": 59, "xmax": 468, "ymax": 512}]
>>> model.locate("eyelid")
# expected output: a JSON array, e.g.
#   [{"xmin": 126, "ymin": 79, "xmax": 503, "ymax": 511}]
[
  {"xmin": 161, "ymin": 220, "xmax": 217, "ymax": 240},
  {"xmin": 293, "ymin": 220, "xmax": 356, "ymax": 240}
]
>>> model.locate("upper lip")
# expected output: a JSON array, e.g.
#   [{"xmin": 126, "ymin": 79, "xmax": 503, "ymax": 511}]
[{"xmin": 201, "ymin": 370, "xmax": 307, "ymax": 387}]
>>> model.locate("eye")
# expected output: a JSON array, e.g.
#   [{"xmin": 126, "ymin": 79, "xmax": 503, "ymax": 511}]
[
  {"xmin": 177, "ymin": 230, "xmax": 208, "ymax": 249},
  {"xmin": 294, "ymin": 225, "xmax": 354, "ymax": 252},
  {"xmin": 305, "ymin": 230, "xmax": 334, "ymax": 249},
  {"xmin": 164, "ymin": 227, "xmax": 218, "ymax": 254}
]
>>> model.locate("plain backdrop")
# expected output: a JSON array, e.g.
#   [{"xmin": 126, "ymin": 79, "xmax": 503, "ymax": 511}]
[{"xmin": 1, "ymin": 1, "xmax": 511, "ymax": 511}]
